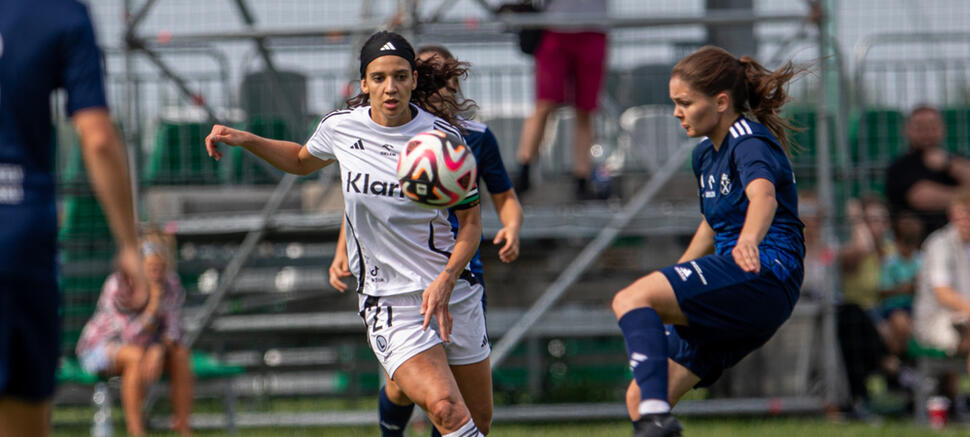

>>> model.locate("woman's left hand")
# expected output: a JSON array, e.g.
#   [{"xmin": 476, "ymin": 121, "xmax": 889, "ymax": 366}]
[
  {"xmin": 421, "ymin": 274, "xmax": 456, "ymax": 343},
  {"xmin": 732, "ymin": 238, "xmax": 761, "ymax": 273}
]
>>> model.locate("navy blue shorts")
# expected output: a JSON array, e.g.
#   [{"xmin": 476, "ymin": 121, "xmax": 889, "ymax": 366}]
[
  {"xmin": 0, "ymin": 275, "xmax": 61, "ymax": 401},
  {"xmin": 659, "ymin": 254, "xmax": 800, "ymax": 387},
  {"xmin": 0, "ymin": 204, "xmax": 61, "ymax": 400}
]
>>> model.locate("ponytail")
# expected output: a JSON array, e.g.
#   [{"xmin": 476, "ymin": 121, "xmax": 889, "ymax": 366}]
[
  {"xmin": 672, "ymin": 46, "xmax": 804, "ymax": 154},
  {"xmin": 738, "ymin": 56, "xmax": 800, "ymax": 153}
]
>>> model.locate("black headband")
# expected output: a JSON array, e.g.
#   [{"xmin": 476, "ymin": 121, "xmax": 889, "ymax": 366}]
[{"xmin": 359, "ymin": 31, "xmax": 417, "ymax": 78}]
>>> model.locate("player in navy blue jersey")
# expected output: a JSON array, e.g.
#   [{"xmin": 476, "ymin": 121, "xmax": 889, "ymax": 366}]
[
  {"xmin": 611, "ymin": 46, "xmax": 805, "ymax": 437},
  {"xmin": 0, "ymin": 1, "xmax": 148, "ymax": 436},
  {"xmin": 329, "ymin": 45, "xmax": 523, "ymax": 437}
]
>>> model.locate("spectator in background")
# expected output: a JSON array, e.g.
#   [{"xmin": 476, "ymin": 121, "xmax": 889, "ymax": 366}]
[
  {"xmin": 837, "ymin": 196, "xmax": 894, "ymax": 417},
  {"xmin": 515, "ymin": 0, "xmax": 608, "ymax": 200},
  {"xmin": 913, "ymin": 191, "xmax": 970, "ymax": 395},
  {"xmin": 886, "ymin": 105, "xmax": 970, "ymax": 234},
  {"xmin": 76, "ymin": 232, "xmax": 193, "ymax": 436},
  {"xmin": 878, "ymin": 212, "xmax": 923, "ymax": 360},
  {"xmin": 800, "ymin": 190, "xmax": 833, "ymax": 300},
  {"xmin": 841, "ymin": 196, "xmax": 894, "ymax": 312}
]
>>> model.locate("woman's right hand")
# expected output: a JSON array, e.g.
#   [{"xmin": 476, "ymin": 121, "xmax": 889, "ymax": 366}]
[
  {"xmin": 205, "ymin": 124, "xmax": 250, "ymax": 161},
  {"xmin": 328, "ymin": 250, "xmax": 352, "ymax": 293},
  {"xmin": 116, "ymin": 246, "xmax": 149, "ymax": 311}
]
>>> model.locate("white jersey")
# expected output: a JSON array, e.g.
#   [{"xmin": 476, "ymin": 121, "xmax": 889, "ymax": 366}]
[{"xmin": 306, "ymin": 104, "xmax": 479, "ymax": 297}]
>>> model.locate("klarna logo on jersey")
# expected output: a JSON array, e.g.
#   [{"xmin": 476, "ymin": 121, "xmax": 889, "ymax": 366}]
[{"xmin": 345, "ymin": 171, "xmax": 406, "ymax": 199}]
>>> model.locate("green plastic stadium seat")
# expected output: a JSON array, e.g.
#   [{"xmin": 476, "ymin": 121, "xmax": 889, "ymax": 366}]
[
  {"xmin": 144, "ymin": 122, "xmax": 220, "ymax": 185},
  {"xmin": 56, "ymin": 357, "xmax": 100, "ymax": 385},
  {"xmin": 906, "ymin": 338, "xmax": 949, "ymax": 359},
  {"xmin": 56, "ymin": 351, "xmax": 245, "ymax": 386},
  {"xmin": 851, "ymin": 109, "xmax": 905, "ymax": 165},
  {"xmin": 190, "ymin": 351, "xmax": 245, "ymax": 379},
  {"xmin": 220, "ymin": 117, "xmax": 287, "ymax": 185},
  {"xmin": 59, "ymin": 196, "xmax": 111, "ymax": 241},
  {"xmin": 941, "ymin": 107, "xmax": 970, "ymax": 155}
]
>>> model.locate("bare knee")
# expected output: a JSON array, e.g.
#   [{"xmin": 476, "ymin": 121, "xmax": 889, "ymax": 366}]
[
  {"xmin": 612, "ymin": 283, "xmax": 652, "ymax": 319},
  {"xmin": 534, "ymin": 100, "xmax": 557, "ymax": 118},
  {"xmin": 117, "ymin": 346, "xmax": 144, "ymax": 374},
  {"xmin": 385, "ymin": 380, "xmax": 411, "ymax": 405},
  {"xmin": 427, "ymin": 398, "xmax": 469, "ymax": 432}
]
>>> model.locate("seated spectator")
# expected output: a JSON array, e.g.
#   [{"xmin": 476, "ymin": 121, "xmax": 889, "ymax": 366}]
[
  {"xmin": 841, "ymin": 196, "xmax": 894, "ymax": 312},
  {"xmin": 837, "ymin": 196, "xmax": 894, "ymax": 417},
  {"xmin": 878, "ymin": 212, "xmax": 923, "ymax": 358},
  {"xmin": 913, "ymin": 191, "xmax": 970, "ymax": 402},
  {"xmin": 800, "ymin": 190, "xmax": 833, "ymax": 300},
  {"xmin": 76, "ymin": 232, "xmax": 193, "ymax": 436},
  {"xmin": 886, "ymin": 105, "xmax": 970, "ymax": 235}
]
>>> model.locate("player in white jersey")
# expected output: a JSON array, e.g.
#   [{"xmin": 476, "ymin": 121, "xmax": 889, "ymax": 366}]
[
  {"xmin": 204, "ymin": 31, "xmax": 489, "ymax": 437},
  {"xmin": 330, "ymin": 45, "xmax": 522, "ymax": 437}
]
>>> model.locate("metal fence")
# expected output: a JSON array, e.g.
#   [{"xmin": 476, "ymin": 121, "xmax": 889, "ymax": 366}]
[{"xmin": 60, "ymin": 0, "xmax": 970, "ymax": 432}]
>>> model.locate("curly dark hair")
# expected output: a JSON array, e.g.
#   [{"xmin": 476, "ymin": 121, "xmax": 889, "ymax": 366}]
[{"xmin": 346, "ymin": 56, "xmax": 477, "ymax": 131}]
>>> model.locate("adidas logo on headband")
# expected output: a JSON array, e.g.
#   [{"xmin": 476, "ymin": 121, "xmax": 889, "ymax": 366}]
[{"xmin": 359, "ymin": 31, "xmax": 416, "ymax": 78}]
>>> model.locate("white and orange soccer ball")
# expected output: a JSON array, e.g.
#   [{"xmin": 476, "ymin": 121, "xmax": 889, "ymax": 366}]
[{"xmin": 396, "ymin": 130, "xmax": 477, "ymax": 209}]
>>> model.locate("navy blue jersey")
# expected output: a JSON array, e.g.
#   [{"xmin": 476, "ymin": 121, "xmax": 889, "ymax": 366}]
[
  {"xmin": 447, "ymin": 120, "xmax": 514, "ymax": 276},
  {"xmin": 692, "ymin": 116, "xmax": 804, "ymax": 283},
  {"xmin": 0, "ymin": 0, "xmax": 106, "ymax": 279},
  {"xmin": 0, "ymin": 0, "xmax": 107, "ymax": 205}
]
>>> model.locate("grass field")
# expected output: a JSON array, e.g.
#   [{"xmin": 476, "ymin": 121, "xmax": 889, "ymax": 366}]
[{"xmin": 52, "ymin": 418, "xmax": 970, "ymax": 436}]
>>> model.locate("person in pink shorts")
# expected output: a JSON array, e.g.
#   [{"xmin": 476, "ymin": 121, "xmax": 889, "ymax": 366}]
[{"xmin": 515, "ymin": 0, "xmax": 608, "ymax": 200}]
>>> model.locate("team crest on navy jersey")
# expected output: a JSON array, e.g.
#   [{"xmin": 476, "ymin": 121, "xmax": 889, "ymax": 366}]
[{"xmin": 720, "ymin": 173, "xmax": 732, "ymax": 195}]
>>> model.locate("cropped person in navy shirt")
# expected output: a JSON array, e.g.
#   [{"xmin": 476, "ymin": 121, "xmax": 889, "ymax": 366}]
[
  {"xmin": 611, "ymin": 46, "xmax": 806, "ymax": 437},
  {"xmin": 0, "ymin": 1, "xmax": 148, "ymax": 436}
]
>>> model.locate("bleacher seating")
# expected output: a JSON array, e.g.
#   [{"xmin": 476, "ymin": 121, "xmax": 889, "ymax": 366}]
[{"xmin": 143, "ymin": 121, "xmax": 220, "ymax": 186}]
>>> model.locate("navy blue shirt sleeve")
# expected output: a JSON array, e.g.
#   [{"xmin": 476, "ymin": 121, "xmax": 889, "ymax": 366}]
[
  {"xmin": 733, "ymin": 137, "xmax": 782, "ymax": 189},
  {"xmin": 476, "ymin": 127, "xmax": 513, "ymax": 195},
  {"xmin": 61, "ymin": 3, "xmax": 107, "ymax": 115}
]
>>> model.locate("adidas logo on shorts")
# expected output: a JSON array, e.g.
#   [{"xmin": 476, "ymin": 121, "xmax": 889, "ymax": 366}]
[
  {"xmin": 674, "ymin": 266, "xmax": 692, "ymax": 281},
  {"xmin": 380, "ymin": 42, "xmax": 396, "ymax": 51}
]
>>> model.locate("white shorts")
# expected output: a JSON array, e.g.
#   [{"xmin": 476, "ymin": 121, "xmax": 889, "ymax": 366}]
[{"xmin": 358, "ymin": 280, "xmax": 489, "ymax": 379}]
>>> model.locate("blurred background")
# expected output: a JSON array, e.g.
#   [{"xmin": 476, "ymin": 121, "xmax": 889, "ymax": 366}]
[{"xmin": 50, "ymin": 0, "xmax": 970, "ymax": 435}]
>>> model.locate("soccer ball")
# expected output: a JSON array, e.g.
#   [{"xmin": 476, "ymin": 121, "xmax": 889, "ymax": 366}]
[{"xmin": 396, "ymin": 130, "xmax": 477, "ymax": 209}]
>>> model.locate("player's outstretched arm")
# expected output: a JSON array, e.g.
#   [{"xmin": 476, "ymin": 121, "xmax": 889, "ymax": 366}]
[
  {"xmin": 734, "ymin": 178, "xmax": 778, "ymax": 273},
  {"xmin": 329, "ymin": 221, "xmax": 352, "ymax": 292},
  {"xmin": 421, "ymin": 205, "xmax": 482, "ymax": 343},
  {"xmin": 490, "ymin": 188, "xmax": 522, "ymax": 263},
  {"xmin": 677, "ymin": 218, "xmax": 715, "ymax": 264},
  {"xmin": 74, "ymin": 108, "xmax": 149, "ymax": 310},
  {"xmin": 205, "ymin": 124, "xmax": 333, "ymax": 175}
]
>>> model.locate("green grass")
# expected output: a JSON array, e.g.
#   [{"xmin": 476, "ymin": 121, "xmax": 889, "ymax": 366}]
[{"xmin": 51, "ymin": 418, "xmax": 970, "ymax": 437}]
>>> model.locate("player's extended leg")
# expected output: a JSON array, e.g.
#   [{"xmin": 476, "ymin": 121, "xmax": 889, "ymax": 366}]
[
  {"xmin": 380, "ymin": 377, "xmax": 415, "ymax": 437},
  {"xmin": 385, "ymin": 359, "xmax": 493, "ymax": 437},
  {"xmin": 625, "ymin": 360, "xmax": 702, "ymax": 419},
  {"xmin": 0, "ymin": 398, "xmax": 51, "ymax": 437},
  {"xmin": 164, "ymin": 342, "xmax": 194, "ymax": 435},
  {"xmin": 612, "ymin": 272, "xmax": 686, "ymax": 436},
  {"xmin": 391, "ymin": 344, "xmax": 483, "ymax": 436},
  {"xmin": 447, "ymin": 358, "xmax": 493, "ymax": 435}
]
